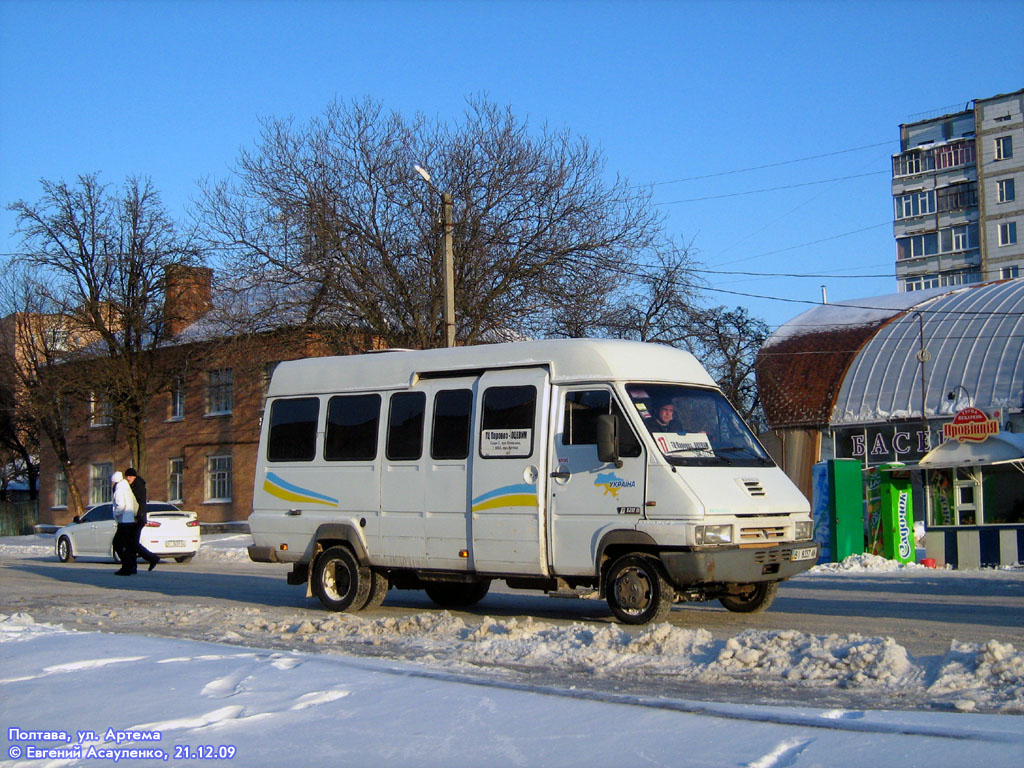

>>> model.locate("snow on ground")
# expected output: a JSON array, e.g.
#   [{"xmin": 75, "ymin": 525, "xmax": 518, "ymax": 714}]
[
  {"xmin": 2, "ymin": 533, "xmax": 1023, "ymax": 765},
  {"xmin": 2, "ymin": 613, "xmax": 1023, "ymax": 768}
]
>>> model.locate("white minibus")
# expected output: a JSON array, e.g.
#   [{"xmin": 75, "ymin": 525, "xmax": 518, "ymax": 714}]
[{"xmin": 248, "ymin": 339, "xmax": 818, "ymax": 624}]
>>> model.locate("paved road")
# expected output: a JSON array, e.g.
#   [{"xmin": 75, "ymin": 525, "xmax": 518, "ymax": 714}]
[{"xmin": 3, "ymin": 553, "xmax": 1023, "ymax": 657}]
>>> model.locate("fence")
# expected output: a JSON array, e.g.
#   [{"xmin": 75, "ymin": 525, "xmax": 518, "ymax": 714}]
[{"xmin": 0, "ymin": 501, "xmax": 39, "ymax": 537}]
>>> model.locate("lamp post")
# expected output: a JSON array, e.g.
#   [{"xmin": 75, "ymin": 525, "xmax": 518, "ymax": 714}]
[
  {"xmin": 414, "ymin": 165, "xmax": 456, "ymax": 348},
  {"xmin": 913, "ymin": 311, "xmax": 930, "ymax": 451}
]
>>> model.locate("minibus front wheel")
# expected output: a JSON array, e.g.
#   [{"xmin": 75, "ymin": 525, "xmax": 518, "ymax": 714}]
[
  {"xmin": 719, "ymin": 581, "xmax": 778, "ymax": 613},
  {"xmin": 605, "ymin": 554, "xmax": 674, "ymax": 625},
  {"xmin": 312, "ymin": 545, "xmax": 372, "ymax": 612}
]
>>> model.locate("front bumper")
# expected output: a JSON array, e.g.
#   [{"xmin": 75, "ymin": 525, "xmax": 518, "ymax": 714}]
[{"xmin": 660, "ymin": 542, "xmax": 819, "ymax": 587}]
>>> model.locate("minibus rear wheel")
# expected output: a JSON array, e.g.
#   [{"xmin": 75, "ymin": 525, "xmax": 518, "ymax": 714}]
[
  {"xmin": 719, "ymin": 581, "xmax": 778, "ymax": 613},
  {"xmin": 605, "ymin": 554, "xmax": 674, "ymax": 625},
  {"xmin": 312, "ymin": 545, "xmax": 372, "ymax": 611}
]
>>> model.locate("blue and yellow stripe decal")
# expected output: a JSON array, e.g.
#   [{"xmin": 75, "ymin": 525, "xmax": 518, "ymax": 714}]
[
  {"xmin": 263, "ymin": 472, "xmax": 339, "ymax": 507},
  {"xmin": 471, "ymin": 483, "xmax": 538, "ymax": 512}
]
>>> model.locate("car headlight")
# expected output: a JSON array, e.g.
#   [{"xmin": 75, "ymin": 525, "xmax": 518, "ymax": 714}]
[
  {"xmin": 795, "ymin": 521, "xmax": 813, "ymax": 541},
  {"xmin": 695, "ymin": 524, "xmax": 732, "ymax": 545}
]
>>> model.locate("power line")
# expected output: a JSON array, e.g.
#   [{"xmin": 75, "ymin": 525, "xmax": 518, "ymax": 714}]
[
  {"xmin": 649, "ymin": 141, "xmax": 897, "ymax": 187},
  {"xmin": 654, "ymin": 171, "xmax": 889, "ymax": 205}
]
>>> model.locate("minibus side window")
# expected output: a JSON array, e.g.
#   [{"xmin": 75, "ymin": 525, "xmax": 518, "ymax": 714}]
[
  {"xmin": 387, "ymin": 392, "xmax": 426, "ymax": 461},
  {"xmin": 563, "ymin": 390, "xmax": 641, "ymax": 457},
  {"xmin": 432, "ymin": 389, "xmax": 472, "ymax": 460},
  {"xmin": 267, "ymin": 397, "xmax": 320, "ymax": 462},
  {"xmin": 480, "ymin": 385, "xmax": 535, "ymax": 458},
  {"xmin": 325, "ymin": 394, "xmax": 381, "ymax": 461}
]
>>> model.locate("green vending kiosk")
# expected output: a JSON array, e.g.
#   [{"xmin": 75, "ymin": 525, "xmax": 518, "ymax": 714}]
[
  {"xmin": 828, "ymin": 459, "xmax": 864, "ymax": 561},
  {"xmin": 878, "ymin": 463, "xmax": 915, "ymax": 564}
]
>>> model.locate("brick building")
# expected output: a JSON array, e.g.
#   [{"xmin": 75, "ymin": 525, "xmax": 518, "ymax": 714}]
[{"xmin": 36, "ymin": 267, "xmax": 375, "ymax": 526}]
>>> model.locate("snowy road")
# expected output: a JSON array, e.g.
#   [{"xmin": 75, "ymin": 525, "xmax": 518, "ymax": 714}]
[{"xmin": 1, "ymin": 537, "xmax": 1022, "ymax": 714}]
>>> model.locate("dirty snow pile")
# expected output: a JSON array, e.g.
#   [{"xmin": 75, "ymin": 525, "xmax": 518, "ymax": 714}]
[{"xmin": 220, "ymin": 606, "xmax": 1024, "ymax": 712}]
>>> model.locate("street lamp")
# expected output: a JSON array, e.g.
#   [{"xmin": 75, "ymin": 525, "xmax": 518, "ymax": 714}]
[{"xmin": 414, "ymin": 165, "xmax": 456, "ymax": 348}]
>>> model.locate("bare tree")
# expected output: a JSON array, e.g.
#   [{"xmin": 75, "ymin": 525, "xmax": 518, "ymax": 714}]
[
  {"xmin": 196, "ymin": 96, "xmax": 679, "ymax": 348},
  {"xmin": 7, "ymin": 174, "xmax": 200, "ymax": 475},
  {"xmin": 0, "ymin": 267, "xmax": 92, "ymax": 515},
  {"xmin": 683, "ymin": 306, "xmax": 770, "ymax": 428}
]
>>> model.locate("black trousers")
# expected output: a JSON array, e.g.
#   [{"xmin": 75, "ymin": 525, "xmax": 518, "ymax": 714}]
[
  {"xmin": 113, "ymin": 523, "xmax": 137, "ymax": 572},
  {"xmin": 134, "ymin": 521, "xmax": 159, "ymax": 567}
]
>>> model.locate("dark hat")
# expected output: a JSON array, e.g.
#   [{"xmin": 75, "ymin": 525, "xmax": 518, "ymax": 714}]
[{"xmin": 124, "ymin": 467, "xmax": 138, "ymax": 477}]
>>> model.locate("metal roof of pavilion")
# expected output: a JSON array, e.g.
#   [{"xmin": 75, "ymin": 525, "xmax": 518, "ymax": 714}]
[{"xmin": 830, "ymin": 280, "xmax": 1024, "ymax": 427}]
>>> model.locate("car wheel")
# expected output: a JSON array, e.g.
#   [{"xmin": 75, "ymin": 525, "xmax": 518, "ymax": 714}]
[
  {"xmin": 174, "ymin": 555, "xmax": 193, "ymax": 563},
  {"xmin": 605, "ymin": 554, "xmax": 674, "ymax": 625},
  {"xmin": 57, "ymin": 536, "xmax": 75, "ymax": 563},
  {"xmin": 424, "ymin": 579, "xmax": 491, "ymax": 608},
  {"xmin": 719, "ymin": 582, "xmax": 779, "ymax": 613},
  {"xmin": 311, "ymin": 546, "xmax": 371, "ymax": 612}
]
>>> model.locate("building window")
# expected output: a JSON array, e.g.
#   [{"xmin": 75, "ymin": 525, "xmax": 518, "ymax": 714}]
[
  {"xmin": 933, "ymin": 140, "xmax": 974, "ymax": 170},
  {"xmin": 206, "ymin": 369, "xmax": 233, "ymax": 415},
  {"xmin": 940, "ymin": 224, "xmax": 978, "ymax": 253},
  {"xmin": 892, "ymin": 150, "xmax": 933, "ymax": 177},
  {"xmin": 994, "ymin": 136, "xmax": 1013, "ymax": 160},
  {"xmin": 936, "ymin": 182, "xmax": 977, "ymax": 213},
  {"xmin": 168, "ymin": 457, "xmax": 184, "ymax": 503},
  {"xmin": 999, "ymin": 222, "xmax": 1018, "ymax": 246},
  {"xmin": 169, "ymin": 376, "xmax": 185, "ymax": 420},
  {"xmin": 54, "ymin": 469, "xmax": 68, "ymax": 508},
  {"xmin": 896, "ymin": 232, "xmax": 938, "ymax": 260},
  {"xmin": 894, "ymin": 190, "xmax": 935, "ymax": 219},
  {"xmin": 997, "ymin": 179, "xmax": 1016, "ymax": 203},
  {"xmin": 89, "ymin": 393, "xmax": 113, "ymax": 427},
  {"xmin": 89, "ymin": 462, "xmax": 113, "ymax": 505},
  {"xmin": 1002, "ymin": 266, "xmax": 1020, "ymax": 279},
  {"xmin": 206, "ymin": 455, "xmax": 232, "ymax": 502},
  {"xmin": 262, "ymin": 362, "xmax": 278, "ymax": 395}
]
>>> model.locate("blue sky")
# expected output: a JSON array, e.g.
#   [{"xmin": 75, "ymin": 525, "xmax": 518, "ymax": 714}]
[{"xmin": 1, "ymin": 0, "xmax": 1021, "ymax": 331}]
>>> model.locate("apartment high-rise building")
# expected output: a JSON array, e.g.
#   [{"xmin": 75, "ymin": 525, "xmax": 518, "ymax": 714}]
[{"xmin": 892, "ymin": 89, "xmax": 1023, "ymax": 292}]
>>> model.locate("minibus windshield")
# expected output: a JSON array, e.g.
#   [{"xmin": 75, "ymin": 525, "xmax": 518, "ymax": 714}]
[{"xmin": 625, "ymin": 384, "xmax": 773, "ymax": 467}]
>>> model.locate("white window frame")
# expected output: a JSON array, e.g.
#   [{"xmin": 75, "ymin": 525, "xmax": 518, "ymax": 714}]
[
  {"xmin": 894, "ymin": 190, "xmax": 935, "ymax": 220},
  {"xmin": 89, "ymin": 393, "xmax": 113, "ymax": 427},
  {"xmin": 206, "ymin": 454, "xmax": 232, "ymax": 502},
  {"xmin": 169, "ymin": 376, "xmax": 185, "ymax": 420},
  {"xmin": 994, "ymin": 136, "xmax": 1013, "ymax": 160},
  {"xmin": 997, "ymin": 178, "xmax": 1015, "ymax": 203},
  {"xmin": 206, "ymin": 369, "xmax": 233, "ymax": 415},
  {"xmin": 89, "ymin": 462, "xmax": 113, "ymax": 505},
  {"xmin": 998, "ymin": 221, "xmax": 1018, "ymax": 246},
  {"xmin": 54, "ymin": 468, "xmax": 68, "ymax": 508},
  {"xmin": 168, "ymin": 457, "xmax": 184, "ymax": 503}
]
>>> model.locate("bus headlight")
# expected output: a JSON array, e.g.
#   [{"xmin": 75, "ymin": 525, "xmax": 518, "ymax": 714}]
[
  {"xmin": 795, "ymin": 521, "xmax": 813, "ymax": 540},
  {"xmin": 695, "ymin": 524, "xmax": 732, "ymax": 545}
]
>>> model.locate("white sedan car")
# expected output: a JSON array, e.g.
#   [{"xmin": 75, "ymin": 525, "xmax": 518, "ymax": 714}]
[{"xmin": 54, "ymin": 502, "xmax": 202, "ymax": 564}]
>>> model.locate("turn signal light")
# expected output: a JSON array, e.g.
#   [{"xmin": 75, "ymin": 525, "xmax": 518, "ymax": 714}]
[{"xmin": 459, "ymin": 549, "xmax": 469, "ymax": 558}]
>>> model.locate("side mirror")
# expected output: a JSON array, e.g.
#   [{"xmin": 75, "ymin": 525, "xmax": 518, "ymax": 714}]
[
  {"xmin": 597, "ymin": 414, "xmax": 623, "ymax": 468},
  {"xmin": 72, "ymin": 516, "xmax": 80, "ymax": 524}
]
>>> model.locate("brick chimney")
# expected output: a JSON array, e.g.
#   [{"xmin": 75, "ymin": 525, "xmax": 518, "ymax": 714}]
[{"xmin": 163, "ymin": 265, "xmax": 213, "ymax": 336}]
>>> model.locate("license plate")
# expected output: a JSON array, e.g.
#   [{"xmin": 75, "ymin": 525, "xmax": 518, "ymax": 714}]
[
  {"xmin": 792, "ymin": 547, "xmax": 817, "ymax": 561},
  {"xmin": 165, "ymin": 540, "xmax": 185, "ymax": 548}
]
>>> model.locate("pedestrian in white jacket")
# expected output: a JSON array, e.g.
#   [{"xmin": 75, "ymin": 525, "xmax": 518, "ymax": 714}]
[{"xmin": 111, "ymin": 471, "xmax": 139, "ymax": 575}]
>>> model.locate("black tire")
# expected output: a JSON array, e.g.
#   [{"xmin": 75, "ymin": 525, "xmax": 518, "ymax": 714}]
[
  {"xmin": 424, "ymin": 579, "xmax": 491, "ymax": 608},
  {"xmin": 719, "ymin": 581, "xmax": 779, "ymax": 613},
  {"xmin": 174, "ymin": 555, "xmax": 193, "ymax": 564},
  {"xmin": 57, "ymin": 536, "xmax": 74, "ymax": 563},
  {"xmin": 311, "ymin": 545, "xmax": 371, "ymax": 612},
  {"xmin": 360, "ymin": 569, "xmax": 390, "ymax": 610},
  {"xmin": 605, "ymin": 555, "xmax": 675, "ymax": 625}
]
